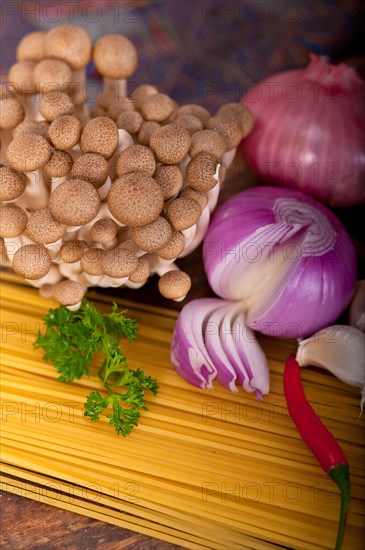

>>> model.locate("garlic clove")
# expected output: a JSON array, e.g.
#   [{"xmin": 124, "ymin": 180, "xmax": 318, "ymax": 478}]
[
  {"xmin": 348, "ymin": 280, "xmax": 365, "ymax": 332},
  {"xmin": 296, "ymin": 325, "xmax": 365, "ymax": 413}
]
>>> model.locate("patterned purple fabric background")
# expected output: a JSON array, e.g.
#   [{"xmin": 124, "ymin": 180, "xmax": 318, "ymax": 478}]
[{"xmin": 1, "ymin": 0, "xmax": 364, "ymax": 112}]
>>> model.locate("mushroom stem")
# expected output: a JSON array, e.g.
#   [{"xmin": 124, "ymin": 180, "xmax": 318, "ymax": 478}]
[
  {"xmin": 0, "ymin": 131, "xmax": 12, "ymax": 163},
  {"xmin": 124, "ymin": 280, "xmax": 147, "ymax": 289},
  {"xmin": 50, "ymin": 175, "xmax": 67, "ymax": 192},
  {"xmin": 179, "ymin": 205, "xmax": 211, "ymax": 258},
  {"xmin": 21, "ymin": 94, "xmax": 39, "ymax": 120},
  {"xmin": 98, "ymin": 176, "xmax": 111, "ymax": 201},
  {"xmin": 25, "ymin": 263, "xmax": 62, "ymax": 288},
  {"xmin": 44, "ymin": 238, "xmax": 63, "ymax": 261},
  {"xmin": 70, "ymin": 67, "xmax": 88, "ymax": 107},
  {"xmin": 108, "ymin": 128, "xmax": 133, "ymax": 180},
  {"xmin": 59, "ymin": 260, "xmax": 82, "ymax": 279},
  {"xmin": 103, "ymin": 76, "xmax": 127, "ymax": 103},
  {"xmin": 23, "ymin": 169, "xmax": 49, "ymax": 209}
]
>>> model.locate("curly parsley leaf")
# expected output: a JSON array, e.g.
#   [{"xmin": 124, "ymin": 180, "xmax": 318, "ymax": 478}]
[{"xmin": 34, "ymin": 299, "xmax": 158, "ymax": 436}]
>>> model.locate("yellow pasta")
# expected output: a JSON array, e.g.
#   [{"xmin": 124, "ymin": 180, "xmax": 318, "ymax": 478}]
[{"xmin": 1, "ymin": 273, "xmax": 364, "ymax": 549}]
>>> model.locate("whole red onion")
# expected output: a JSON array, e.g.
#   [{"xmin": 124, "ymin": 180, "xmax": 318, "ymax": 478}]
[{"xmin": 240, "ymin": 54, "xmax": 365, "ymax": 207}]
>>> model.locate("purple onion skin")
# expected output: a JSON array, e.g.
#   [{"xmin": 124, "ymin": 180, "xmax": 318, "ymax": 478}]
[
  {"xmin": 240, "ymin": 54, "xmax": 365, "ymax": 208},
  {"xmin": 203, "ymin": 186, "xmax": 357, "ymax": 339}
]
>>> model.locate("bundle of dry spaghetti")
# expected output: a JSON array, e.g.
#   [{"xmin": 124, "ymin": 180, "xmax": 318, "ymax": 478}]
[
  {"xmin": 0, "ymin": 26, "xmax": 254, "ymax": 309},
  {"xmin": 1, "ymin": 275, "xmax": 364, "ymax": 549}
]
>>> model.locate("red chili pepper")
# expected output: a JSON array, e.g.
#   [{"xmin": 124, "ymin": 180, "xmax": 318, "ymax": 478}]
[{"xmin": 283, "ymin": 354, "xmax": 350, "ymax": 550}]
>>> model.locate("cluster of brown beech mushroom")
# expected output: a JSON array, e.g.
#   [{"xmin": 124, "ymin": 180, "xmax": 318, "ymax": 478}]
[{"xmin": 0, "ymin": 26, "xmax": 254, "ymax": 309}]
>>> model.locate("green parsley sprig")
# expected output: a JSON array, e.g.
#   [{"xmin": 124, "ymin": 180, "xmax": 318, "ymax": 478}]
[{"xmin": 34, "ymin": 299, "xmax": 158, "ymax": 436}]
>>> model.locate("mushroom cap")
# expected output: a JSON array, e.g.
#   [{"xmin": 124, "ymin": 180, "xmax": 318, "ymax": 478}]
[
  {"xmin": 102, "ymin": 245, "xmax": 138, "ymax": 278},
  {"xmin": 116, "ymin": 144, "xmax": 156, "ymax": 178},
  {"xmin": 93, "ymin": 34, "xmax": 138, "ymax": 79},
  {"xmin": 90, "ymin": 218, "xmax": 118, "ymax": 243},
  {"xmin": 70, "ymin": 153, "xmax": 108, "ymax": 188},
  {"xmin": 48, "ymin": 115, "xmax": 81, "ymax": 150},
  {"xmin": 131, "ymin": 216, "xmax": 173, "ymax": 252},
  {"xmin": 116, "ymin": 111, "xmax": 143, "ymax": 134},
  {"xmin": 44, "ymin": 25, "xmax": 92, "ymax": 69},
  {"xmin": 13, "ymin": 244, "xmax": 52, "ymax": 280},
  {"xmin": 80, "ymin": 247, "xmax": 106, "ymax": 276},
  {"xmin": 53, "ymin": 279, "xmax": 85, "ymax": 306},
  {"xmin": 33, "ymin": 58, "xmax": 72, "ymax": 93},
  {"xmin": 130, "ymin": 84, "xmax": 158, "ymax": 109},
  {"xmin": 26, "ymin": 208, "xmax": 66, "ymax": 244},
  {"xmin": 189, "ymin": 129, "xmax": 226, "ymax": 160},
  {"xmin": 165, "ymin": 197, "xmax": 202, "ymax": 231},
  {"xmin": 216, "ymin": 103, "xmax": 254, "ymax": 138},
  {"xmin": 154, "ymin": 164, "xmax": 183, "ymax": 201},
  {"xmin": 179, "ymin": 186, "xmax": 209, "ymax": 209},
  {"xmin": 7, "ymin": 134, "xmax": 51, "ymax": 172},
  {"xmin": 44, "ymin": 149, "xmax": 73, "ymax": 178},
  {"xmin": 13, "ymin": 120, "xmax": 49, "ymax": 140},
  {"xmin": 137, "ymin": 121, "xmax": 160, "ymax": 147},
  {"xmin": 0, "ymin": 204, "xmax": 27, "ymax": 237},
  {"xmin": 39, "ymin": 92, "xmax": 73, "ymax": 121},
  {"xmin": 207, "ymin": 114, "xmax": 242, "ymax": 150},
  {"xmin": 140, "ymin": 93, "xmax": 175, "ymax": 122},
  {"xmin": 158, "ymin": 270, "xmax": 191, "ymax": 300},
  {"xmin": 177, "ymin": 104, "xmax": 211, "ymax": 127},
  {"xmin": 16, "ymin": 31, "xmax": 46, "ymax": 62},
  {"xmin": 156, "ymin": 230, "xmax": 185, "ymax": 260},
  {"xmin": 175, "ymin": 114, "xmax": 203, "ymax": 136},
  {"xmin": 80, "ymin": 117, "xmax": 118, "ymax": 159},
  {"xmin": 8, "ymin": 61, "xmax": 37, "ymax": 94},
  {"xmin": 0, "ymin": 97, "xmax": 25, "ymax": 130},
  {"xmin": 150, "ymin": 124, "xmax": 191, "ymax": 164},
  {"xmin": 129, "ymin": 258, "xmax": 150, "ymax": 283},
  {"xmin": 0, "ymin": 166, "xmax": 26, "ymax": 201},
  {"xmin": 49, "ymin": 179, "xmax": 100, "ymax": 226},
  {"xmin": 107, "ymin": 98, "xmax": 135, "ymax": 120},
  {"xmin": 60, "ymin": 239, "xmax": 87, "ymax": 263},
  {"xmin": 185, "ymin": 152, "xmax": 219, "ymax": 192},
  {"xmin": 108, "ymin": 173, "xmax": 164, "ymax": 227}
]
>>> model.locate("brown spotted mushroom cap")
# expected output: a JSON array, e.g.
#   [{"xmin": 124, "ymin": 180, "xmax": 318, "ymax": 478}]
[
  {"xmin": 93, "ymin": 34, "xmax": 138, "ymax": 79},
  {"xmin": 116, "ymin": 145, "xmax": 156, "ymax": 177},
  {"xmin": 165, "ymin": 197, "xmax": 202, "ymax": 231},
  {"xmin": 0, "ymin": 204, "xmax": 27, "ymax": 237},
  {"xmin": 129, "ymin": 258, "xmax": 150, "ymax": 283},
  {"xmin": 53, "ymin": 279, "xmax": 85, "ymax": 306},
  {"xmin": 0, "ymin": 166, "xmax": 26, "ymax": 201},
  {"xmin": 107, "ymin": 98, "xmax": 135, "ymax": 121},
  {"xmin": 158, "ymin": 270, "xmax": 191, "ymax": 300},
  {"xmin": 16, "ymin": 31, "xmax": 46, "ymax": 62},
  {"xmin": 90, "ymin": 218, "xmax": 118, "ymax": 243},
  {"xmin": 207, "ymin": 114, "xmax": 243, "ymax": 150},
  {"xmin": 70, "ymin": 153, "xmax": 108, "ymax": 188},
  {"xmin": 216, "ymin": 103, "xmax": 254, "ymax": 138},
  {"xmin": 49, "ymin": 179, "xmax": 100, "ymax": 226},
  {"xmin": 189, "ymin": 129, "xmax": 226, "ymax": 160},
  {"xmin": 102, "ymin": 245, "xmax": 138, "ymax": 278},
  {"xmin": 80, "ymin": 247, "xmax": 106, "ymax": 276},
  {"xmin": 33, "ymin": 59, "xmax": 72, "ymax": 93},
  {"xmin": 131, "ymin": 216, "xmax": 173, "ymax": 252},
  {"xmin": 7, "ymin": 134, "xmax": 51, "ymax": 172},
  {"xmin": 13, "ymin": 244, "xmax": 52, "ymax": 280},
  {"xmin": 175, "ymin": 114, "xmax": 203, "ymax": 136},
  {"xmin": 26, "ymin": 208, "xmax": 66, "ymax": 244},
  {"xmin": 150, "ymin": 124, "xmax": 191, "ymax": 164},
  {"xmin": 108, "ymin": 173, "xmax": 164, "ymax": 227},
  {"xmin": 186, "ymin": 152, "xmax": 219, "ymax": 192},
  {"xmin": 44, "ymin": 25, "xmax": 92, "ymax": 69},
  {"xmin": 48, "ymin": 115, "xmax": 81, "ymax": 150},
  {"xmin": 8, "ymin": 61, "xmax": 37, "ymax": 94},
  {"xmin": 60, "ymin": 240, "xmax": 87, "ymax": 263},
  {"xmin": 44, "ymin": 149, "xmax": 73, "ymax": 178},
  {"xmin": 130, "ymin": 84, "xmax": 158, "ymax": 109},
  {"xmin": 137, "ymin": 121, "xmax": 160, "ymax": 147},
  {"xmin": 117, "ymin": 111, "xmax": 143, "ymax": 134},
  {"xmin": 140, "ymin": 93, "xmax": 175, "ymax": 122},
  {"xmin": 13, "ymin": 120, "xmax": 49, "ymax": 140},
  {"xmin": 156, "ymin": 231, "xmax": 185, "ymax": 260},
  {"xmin": 0, "ymin": 97, "xmax": 25, "ymax": 130},
  {"xmin": 80, "ymin": 117, "xmax": 118, "ymax": 159},
  {"xmin": 39, "ymin": 92, "xmax": 73, "ymax": 121},
  {"xmin": 177, "ymin": 104, "xmax": 211, "ymax": 127},
  {"xmin": 154, "ymin": 164, "xmax": 183, "ymax": 201},
  {"xmin": 179, "ymin": 186, "xmax": 209, "ymax": 209}
]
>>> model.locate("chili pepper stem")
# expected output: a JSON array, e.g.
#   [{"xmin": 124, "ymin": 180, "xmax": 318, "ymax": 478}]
[{"xmin": 328, "ymin": 463, "xmax": 351, "ymax": 550}]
